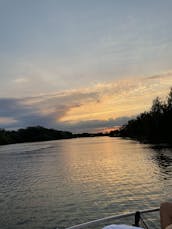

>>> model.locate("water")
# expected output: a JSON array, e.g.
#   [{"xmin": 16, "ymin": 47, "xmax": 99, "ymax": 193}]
[{"xmin": 0, "ymin": 137, "xmax": 172, "ymax": 229}]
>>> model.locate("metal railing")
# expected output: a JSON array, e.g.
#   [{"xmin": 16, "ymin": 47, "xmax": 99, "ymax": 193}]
[{"xmin": 65, "ymin": 207, "xmax": 160, "ymax": 229}]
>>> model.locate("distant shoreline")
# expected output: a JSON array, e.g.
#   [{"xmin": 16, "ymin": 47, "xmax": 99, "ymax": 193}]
[{"xmin": 0, "ymin": 126, "xmax": 108, "ymax": 146}]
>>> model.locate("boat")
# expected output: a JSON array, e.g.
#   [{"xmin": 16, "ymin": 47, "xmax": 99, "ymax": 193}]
[{"xmin": 65, "ymin": 207, "xmax": 160, "ymax": 229}]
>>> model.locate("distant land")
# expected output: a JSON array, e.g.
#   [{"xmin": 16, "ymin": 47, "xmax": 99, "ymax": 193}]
[
  {"xmin": 110, "ymin": 88, "xmax": 172, "ymax": 145},
  {"xmin": 0, "ymin": 126, "xmax": 108, "ymax": 145}
]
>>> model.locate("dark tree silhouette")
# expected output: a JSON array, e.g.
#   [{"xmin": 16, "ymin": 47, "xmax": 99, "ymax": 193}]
[
  {"xmin": 0, "ymin": 126, "xmax": 73, "ymax": 145},
  {"xmin": 0, "ymin": 126, "xmax": 107, "ymax": 145},
  {"xmin": 110, "ymin": 88, "xmax": 172, "ymax": 144}
]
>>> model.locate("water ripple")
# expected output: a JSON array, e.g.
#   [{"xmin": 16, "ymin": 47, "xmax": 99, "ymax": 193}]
[{"xmin": 0, "ymin": 137, "xmax": 172, "ymax": 228}]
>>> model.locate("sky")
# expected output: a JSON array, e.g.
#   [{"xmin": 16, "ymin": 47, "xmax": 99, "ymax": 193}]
[{"xmin": 0, "ymin": 0, "xmax": 172, "ymax": 133}]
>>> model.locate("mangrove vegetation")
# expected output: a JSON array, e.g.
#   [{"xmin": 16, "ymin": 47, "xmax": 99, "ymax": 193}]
[{"xmin": 110, "ymin": 88, "xmax": 172, "ymax": 144}]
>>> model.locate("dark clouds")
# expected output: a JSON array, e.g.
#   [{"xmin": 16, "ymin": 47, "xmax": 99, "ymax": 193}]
[
  {"xmin": 0, "ymin": 98, "xmax": 53, "ymax": 129},
  {"xmin": 60, "ymin": 116, "xmax": 133, "ymax": 133},
  {"xmin": 0, "ymin": 97, "xmax": 132, "ymax": 132}
]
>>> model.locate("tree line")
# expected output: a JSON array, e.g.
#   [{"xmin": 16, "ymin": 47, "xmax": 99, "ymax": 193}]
[
  {"xmin": 0, "ymin": 126, "xmax": 108, "ymax": 145},
  {"xmin": 0, "ymin": 126, "xmax": 74, "ymax": 145},
  {"xmin": 110, "ymin": 88, "xmax": 172, "ymax": 144}
]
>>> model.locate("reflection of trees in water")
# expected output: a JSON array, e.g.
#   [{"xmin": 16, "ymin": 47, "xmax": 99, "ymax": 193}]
[{"xmin": 151, "ymin": 146, "xmax": 172, "ymax": 178}]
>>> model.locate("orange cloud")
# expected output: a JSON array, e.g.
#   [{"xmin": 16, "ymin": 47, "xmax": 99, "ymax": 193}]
[
  {"xmin": 0, "ymin": 117, "xmax": 17, "ymax": 125},
  {"xmin": 58, "ymin": 71, "xmax": 172, "ymax": 122}
]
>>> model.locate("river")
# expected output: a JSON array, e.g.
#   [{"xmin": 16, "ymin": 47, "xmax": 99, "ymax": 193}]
[{"xmin": 0, "ymin": 137, "xmax": 172, "ymax": 229}]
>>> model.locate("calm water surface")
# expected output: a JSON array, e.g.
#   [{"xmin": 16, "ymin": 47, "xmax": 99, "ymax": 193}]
[{"xmin": 0, "ymin": 137, "xmax": 172, "ymax": 229}]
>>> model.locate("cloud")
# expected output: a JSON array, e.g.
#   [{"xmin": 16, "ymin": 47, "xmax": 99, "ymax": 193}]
[
  {"xmin": 0, "ymin": 91, "xmax": 125, "ymax": 131},
  {"xmin": 0, "ymin": 97, "xmax": 132, "ymax": 132},
  {"xmin": 0, "ymin": 71, "xmax": 172, "ymax": 132},
  {"xmin": 0, "ymin": 117, "xmax": 17, "ymax": 125},
  {"xmin": 60, "ymin": 116, "xmax": 134, "ymax": 133},
  {"xmin": 144, "ymin": 71, "xmax": 172, "ymax": 80}
]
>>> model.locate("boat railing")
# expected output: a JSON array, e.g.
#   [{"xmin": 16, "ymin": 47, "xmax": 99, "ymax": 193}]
[{"xmin": 65, "ymin": 207, "xmax": 160, "ymax": 229}]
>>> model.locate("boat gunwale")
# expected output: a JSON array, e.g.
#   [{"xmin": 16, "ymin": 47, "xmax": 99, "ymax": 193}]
[{"xmin": 65, "ymin": 207, "xmax": 160, "ymax": 229}]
